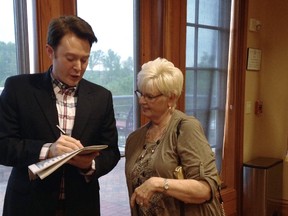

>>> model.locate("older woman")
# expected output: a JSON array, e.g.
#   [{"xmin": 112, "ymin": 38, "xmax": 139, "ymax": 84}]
[{"xmin": 125, "ymin": 58, "xmax": 223, "ymax": 216}]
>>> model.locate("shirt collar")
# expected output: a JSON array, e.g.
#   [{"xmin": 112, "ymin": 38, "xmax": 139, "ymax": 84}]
[{"xmin": 49, "ymin": 68, "xmax": 77, "ymax": 95}]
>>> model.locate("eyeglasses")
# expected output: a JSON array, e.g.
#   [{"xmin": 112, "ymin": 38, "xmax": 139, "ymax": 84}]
[{"xmin": 134, "ymin": 90, "xmax": 163, "ymax": 102}]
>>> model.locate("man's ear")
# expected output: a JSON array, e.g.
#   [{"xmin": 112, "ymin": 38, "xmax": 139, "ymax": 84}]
[{"xmin": 46, "ymin": 44, "xmax": 54, "ymax": 59}]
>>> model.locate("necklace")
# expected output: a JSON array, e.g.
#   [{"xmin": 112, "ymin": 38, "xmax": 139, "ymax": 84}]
[
  {"xmin": 138, "ymin": 128, "xmax": 165, "ymax": 162},
  {"xmin": 138, "ymin": 142, "xmax": 160, "ymax": 162},
  {"xmin": 138, "ymin": 118, "xmax": 171, "ymax": 162},
  {"xmin": 145, "ymin": 115, "xmax": 171, "ymax": 143},
  {"xmin": 145, "ymin": 126, "xmax": 167, "ymax": 143}
]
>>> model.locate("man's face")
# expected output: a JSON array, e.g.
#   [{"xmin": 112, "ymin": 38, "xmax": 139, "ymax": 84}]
[{"xmin": 47, "ymin": 33, "xmax": 91, "ymax": 87}]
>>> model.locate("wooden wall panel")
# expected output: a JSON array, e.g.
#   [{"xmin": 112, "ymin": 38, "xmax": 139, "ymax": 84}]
[
  {"xmin": 162, "ymin": 0, "xmax": 186, "ymax": 111},
  {"xmin": 139, "ymin": 0, "xmax": 163, "ymax": 63},
  {"xmin": 35, "ymin": 0, "xmax": 76, "ymax": 72}
]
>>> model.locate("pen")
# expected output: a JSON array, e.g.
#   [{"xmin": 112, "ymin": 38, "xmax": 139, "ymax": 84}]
[{"xmin": 56, "ymin": 125, "xmax": 66, "ymax": 135}]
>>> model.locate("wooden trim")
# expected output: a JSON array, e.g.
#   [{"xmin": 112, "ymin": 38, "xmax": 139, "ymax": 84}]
[
  {"xmin": 221, "ymin": 0, "xmax": 248, "ymax": 215},
  {"xmin": 35, "ymin": 0, "xmax": 76, "ymax": 72},
  {"xmin": 162, "ymin": 0, "xmax": 186, "ymax": 111},
  {"xmin": 267, "ymin": 198, "xmax": 288, "ymax": 215},
  {"xmin": 222, "ymin": 188, "xmax": 237, "ymax": 216},
  {"xmin": 139, "ymin": 0, "xmax": 163, "ymax": 65}
]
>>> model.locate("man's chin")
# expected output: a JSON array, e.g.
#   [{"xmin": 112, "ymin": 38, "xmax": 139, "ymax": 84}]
[{"xmin": 65, "ymin": 79, "xmax": 80, "ymax": 87}]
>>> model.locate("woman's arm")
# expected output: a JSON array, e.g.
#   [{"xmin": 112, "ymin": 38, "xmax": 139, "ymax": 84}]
[{"xmin": 131, "ymin": 177, "xmax": 211, "ymax": 207}]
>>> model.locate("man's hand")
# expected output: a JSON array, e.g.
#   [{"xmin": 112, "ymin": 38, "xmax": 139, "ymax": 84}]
[
  {"xmin": 48, "ymin": 135, "xmax": 83, "ymax": 158},
  {"xmin": 68, "ymin": 152, "xmax": 100, "ymax": 170}
]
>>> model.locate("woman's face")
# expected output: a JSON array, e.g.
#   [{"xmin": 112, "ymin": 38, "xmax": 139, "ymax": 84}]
[{"xmin": 136, "ymin": 88, "xmax": 171, "ymax": 122}]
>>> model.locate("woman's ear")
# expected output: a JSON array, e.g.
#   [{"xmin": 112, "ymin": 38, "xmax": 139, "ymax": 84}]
[{"xmin": 168, "ymin": 94, "xmax": 177, "ymax": 108}]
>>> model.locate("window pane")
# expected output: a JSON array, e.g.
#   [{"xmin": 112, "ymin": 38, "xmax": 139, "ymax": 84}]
[
  {"xmin": 199, "ymin": 0, "xmax": 220, "ymax": 26},
  {"xmin": 0, "ymin": 0, "xmax": 17, "ymax": 91},
  {"xmin": 186, "ymin": 69, "xmax": 217, "ymax": 112},
  {"xmin": 77, "ymin": 0, "xmax": 135, "ymax": 155},
  {"xmin": 186, "ymin": 26, "xmax": 195, "ymax": 67},
  {"xmin": 185, "ymin": 69, "xmax": 195, "ymax": 112},
  {"xmin": 0, "ymin": 1, "xmax": 20, "ymax": 214},
  {"xmin": 27, "ymin": 0, "xmax": 35, "ymax": 73},
  {"xmin": 198, "ymin": 28, "xmax": 219, "ymax": 68},
  {"xmin": 187, "ymin": 0, "xmax": 195, "ymax": 23}
]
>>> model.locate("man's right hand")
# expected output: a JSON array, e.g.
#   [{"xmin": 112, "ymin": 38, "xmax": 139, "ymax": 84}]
[{"xmin": 48, "ymin": 135, "xmax": 83, "ymax": 158}]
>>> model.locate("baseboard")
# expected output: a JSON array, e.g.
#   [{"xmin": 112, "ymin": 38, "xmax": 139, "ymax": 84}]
[{"xmin": 267, "ymin": 198, "xmax": 288, "ymax": 216}]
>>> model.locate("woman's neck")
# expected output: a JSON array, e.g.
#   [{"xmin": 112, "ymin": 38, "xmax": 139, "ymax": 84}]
[
  {"xmin": 146, "ymin": 113, "xmax": 172, "ymax": 143},
  {"xmin": 151, "ymin": 111, "xmax": 172, "ymax": 129}
]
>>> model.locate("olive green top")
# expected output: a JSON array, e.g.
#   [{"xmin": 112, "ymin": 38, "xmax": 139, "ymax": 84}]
[{"xmin": 125, "ymin": 110, "xmax": 222, "ymax": 216}]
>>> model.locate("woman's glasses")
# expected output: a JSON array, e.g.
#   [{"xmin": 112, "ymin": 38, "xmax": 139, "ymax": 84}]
[{"xmin": 134, "ymin": 90, "xmax": 163, "ymax": 102}]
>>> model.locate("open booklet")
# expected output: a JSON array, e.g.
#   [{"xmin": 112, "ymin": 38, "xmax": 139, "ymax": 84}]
[{"xmin": 28, "ymin": 145, "xmax": 108, "ymax": 180}]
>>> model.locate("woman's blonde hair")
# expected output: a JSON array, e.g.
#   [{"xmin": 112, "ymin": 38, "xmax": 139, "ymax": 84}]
[{"xmin": 137, "ymin": 57, "xmax": 183, "ymax": 102}]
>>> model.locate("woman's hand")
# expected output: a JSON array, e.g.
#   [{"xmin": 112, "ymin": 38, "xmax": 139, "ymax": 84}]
[{"xmin": 130, "ymin": 177, "xmax": 161, "ymax": 207}]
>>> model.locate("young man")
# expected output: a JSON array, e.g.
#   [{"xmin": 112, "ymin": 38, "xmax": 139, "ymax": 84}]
[{"xmin": 0, "ymin": 15, "xmax": 120, "ymax": 216}]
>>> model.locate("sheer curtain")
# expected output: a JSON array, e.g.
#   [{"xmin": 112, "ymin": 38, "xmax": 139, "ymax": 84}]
[
  {"xmin": 185, "ymin": 0, "xmax": 232, "ymax": 171},
  {"xmin": 221, "ymin": 0, "xmax": 247, "ymax": 192}
]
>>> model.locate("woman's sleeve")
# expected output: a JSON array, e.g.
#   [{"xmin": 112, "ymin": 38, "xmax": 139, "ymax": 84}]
[{"xmin": 176, "ymin": 118, "xmax": 220, "ymax": 195}]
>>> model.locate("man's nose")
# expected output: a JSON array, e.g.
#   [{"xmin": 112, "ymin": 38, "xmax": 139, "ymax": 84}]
[{"xmin": 73, "ymin": 60, "xmax": 81, "ymax": 71}]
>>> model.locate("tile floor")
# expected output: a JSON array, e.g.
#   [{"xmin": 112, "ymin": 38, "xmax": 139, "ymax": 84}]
[
  {"xmin": 99, "ymin": 157, "xmax": 131, "ymax": 215},
  {"xmin": 0, "ymin": 158, "xmax": 130, "ymax": 216}
]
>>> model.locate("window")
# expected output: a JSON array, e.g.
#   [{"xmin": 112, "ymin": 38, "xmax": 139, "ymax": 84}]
[
  {"xmin": 77, "ymin": 0, "xmax": 135, "ymax": 155},
  {"xmin": 0, "ymin": 0, "xmax": 32, "ymax": 213},
  {"xmin": 185, "ymin": 0, "xmax": 232, "ymax": 170},
  {"xmin": 0, "ymin": 0, "xmax": 17, "ymax": 93},
  {"xmin": 77, "ymin": 0, "xmax": 134, "ymax": 214}
]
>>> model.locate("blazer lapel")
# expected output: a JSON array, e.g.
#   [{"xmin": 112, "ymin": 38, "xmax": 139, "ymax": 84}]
[
  {"xmin": 72, "ymin": 81, "xmax": 92, "ymax": 138},
  {"xmin": 32, "ymin": 74, "xmax": 94, "ymax": 139},
  {"xmin": 33, "ymin": 72, "xmax": 59, "ymax": 138}
]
